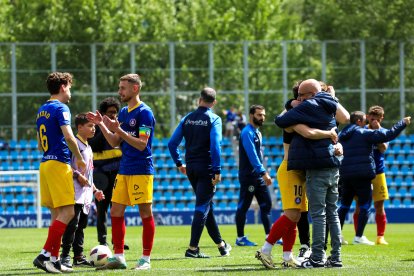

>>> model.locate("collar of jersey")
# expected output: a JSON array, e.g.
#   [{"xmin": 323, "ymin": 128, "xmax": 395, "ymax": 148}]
[
  {"xmin": 128, "ymin": 101, "xmax": 142, "ymax": 113},
  {"xmin": 76, "ymin": 134, "xmax": 88, "ymax": 146}
]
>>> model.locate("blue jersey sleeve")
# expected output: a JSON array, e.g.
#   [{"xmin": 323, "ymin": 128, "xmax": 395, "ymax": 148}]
[
  {"xmin": 241, "ymin": 129, "xmax": 265, "ymax": 175},
  {"xmin": 57, "ymin": 104, "xmax": 71, "ymax": 126},
  {"xmin": 210, "ymin": 116, "xmax": 222, "ymax": 174},
  {"xmin": 168, "ymin": 117, "xmax": 185, "ymax": 167}
]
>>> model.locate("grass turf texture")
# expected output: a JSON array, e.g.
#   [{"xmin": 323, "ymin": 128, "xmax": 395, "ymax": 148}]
[{"xmin": 0, "ymin": 224, "xmax": 413, "ymax": 275}]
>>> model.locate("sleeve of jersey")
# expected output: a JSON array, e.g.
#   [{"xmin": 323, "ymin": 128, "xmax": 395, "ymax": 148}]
[
  {"xmin": 210, "ymin": 116, "xmax": 222, "ymax": 174},
  {"xmin": 57, "ymin": 104, "xmax": 71, "ymax": 126},
  {"xmin": 241, "ymin": 130, "xmax": 265, "ymax": 175},
  {"xmin": 168, "ymin": 118, "xmax": 185, "ymax": 167},
  {"xmin": 368, "ymin": 120, "xmax": 406, "ymax": 144},
  {"xmin": 138, "ymin": 108, "xmax": 154, "ymax": 139}
]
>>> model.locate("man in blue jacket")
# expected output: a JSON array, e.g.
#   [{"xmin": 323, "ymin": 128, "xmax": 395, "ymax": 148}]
[
  {"xmin": 236, "ymin": 105, "xmax": 273, "ymax": 247},
  {"xmin": 275, "ymin": 79, "xmax": 348, "ymax": 268},
  {"xmin": 168, "ymin": 87, "xmax": 232, "ymax": 258},
  {"xmin": 337, "ymin": 111, "xmax": 410, "ymax": 245}
]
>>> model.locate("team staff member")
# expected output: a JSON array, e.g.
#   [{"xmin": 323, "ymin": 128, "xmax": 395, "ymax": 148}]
[
  {"xmin": 168, "ymin": 87, "xmax": 232, "ymax": 258},
  {"xmin": 352, "ymin": 106, "xmax": 390, "ymax": 245},
  {"xmin": 235, "ymin": 105, "xmax": 272, "ymax": 247},
  {"xmin": 87, "ymin": 73, "xmax": 155, "ymax": 270},
  {"xmin": 337, "ymin": 111, "xmax": 410, "ymax": 245},
  {"xmin": 33, "ymin": 72, "xmax": 86, "ymax": 273}
]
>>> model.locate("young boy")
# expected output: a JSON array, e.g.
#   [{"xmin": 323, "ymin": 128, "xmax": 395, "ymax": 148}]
[{"xmin": 60, "ymin": 113, "xmax": 105, "ymax": 268}]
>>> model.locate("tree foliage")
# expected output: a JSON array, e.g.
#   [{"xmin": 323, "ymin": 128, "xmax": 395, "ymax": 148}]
[{"xmin": 0, "ymin": 0, "xmax": 413, "ymax": 138}]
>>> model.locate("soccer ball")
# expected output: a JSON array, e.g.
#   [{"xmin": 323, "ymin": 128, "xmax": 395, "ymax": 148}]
[{"xmin": 89, "ymin": 245, "xmax": 113, "ymax": 267}]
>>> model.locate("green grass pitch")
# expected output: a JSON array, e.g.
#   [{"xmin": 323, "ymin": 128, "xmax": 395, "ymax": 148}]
[{"xmin": 0, "ymin": 223, "xmax": 413, "ymax": 275}]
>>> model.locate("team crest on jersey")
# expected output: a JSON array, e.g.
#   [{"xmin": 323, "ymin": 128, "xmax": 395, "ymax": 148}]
[
  {"xmin": 248, "ymin": 185, "xmax": 255, "ymax": 192},
  {"xmin": 295, "ymin": 197, "xmax": 301, "ymax": 204},
  {"xmin": 129, "ymin": 118, "xmax": 137, "ymax": 127}
]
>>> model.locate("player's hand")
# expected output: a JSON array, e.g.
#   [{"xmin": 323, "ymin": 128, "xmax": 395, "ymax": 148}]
[
  {"xmin": 212, "ymin": 174, "xmax": 221, "ymax": 186},
  {"xmin": 76, "ymin": 159, "xmax": 87, "ymax": 174},
  {"xmin": 330, "ymin": 127, "xmax": 338, "ymax": 143},
  {"xmin": 103, "ymin": 115, "xmax": 121, "ymax": 133},
  {"xmin": 262, "ymin": 172, "xmax": 272, "ymax": 186},
  {"xmin": 327, "ymin": 86, "xmax": 335, "ymax": 97},
  {"xmin": 334, "ymin": 143, "xmax": 343, "ymax": 156},
  {"xmin": 86, "ymin": 111, "xmax": 103, "ymax": 124},
  {"xmin": 403, "ymin": 116, "xmax": 411, "ymax": 125},
  {"xmin": 178, "ymin": 164, "xmax": 187, "ymax": 175},
  {"xmin": 94, "ymin": 190, "xmax": 105, "ymax": 201},
  {"xmin": 77, "ymin": 174, "xmax": 89, "ymax": 186}
]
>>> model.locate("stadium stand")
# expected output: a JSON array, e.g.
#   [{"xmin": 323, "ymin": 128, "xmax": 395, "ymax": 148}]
[{"xmin": 0, "ymin": 136, "xmax": 413, "ymax": 214}]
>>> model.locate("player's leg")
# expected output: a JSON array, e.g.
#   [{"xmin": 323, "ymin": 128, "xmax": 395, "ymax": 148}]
[
  {"xmin": 34, "ymin": 161, "xmax": 75, "ymax": 273},
  {"xmin": 353, "ymin": 178, "xmax": 374, "ymax": 245},
  {"xmin": 254, "ymin": 178, "xmax": 272, "ymax": 237},
  {"xmin": 235, "ymin": 176, "xmax": 256, "ymax": 246},
  {"xmin": 60, "ymin": 204, "xmax": 83, "ymax": 268},
  {"xmin": 204, "ymin": 203, "xmax": 232, "ymax": 257},
  {"xmin": 72, "ymin": 209, "xmax": 91, "ymax": 266},
  {"xmin": 97, "ymin": 174, "xmax": 128, "ymax": 270},
  {"xmin": 95, "ymin": 172, "xmax": 111, "ymax": 246},
  {"xmin": 185, "ymin": 167, "xmax": 211, "ymax": 258},
  {"xmin": 372, "ymin": 173, "xmax": 389, "ymax": 245},
  {"xmin": 325, "ymin": 170, "xmax": 342, "ymax": 267}
]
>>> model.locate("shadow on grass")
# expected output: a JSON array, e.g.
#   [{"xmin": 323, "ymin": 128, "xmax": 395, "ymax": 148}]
[{"xmin": 5, "ymin": 268, "xmax": 95, "ymax": 275}]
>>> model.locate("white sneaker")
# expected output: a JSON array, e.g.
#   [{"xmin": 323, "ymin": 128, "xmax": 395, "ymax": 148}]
[
  {"xmin": 282, "ymin": 257, "xmax": 301, "ymax": 268},
  {"xmin": 353, "ymin": 236, "xmax": 374, "ymax": 245},
  {"xmin": 296, "ymin": 245, "xmax": 312, "ymax": 262},
  {"xmin": 340, "ymin": 235, "xmax": 348, "ymax": 245},
  {"xmin": 255, "ymin": 250, "xmax": 277, "ymax": 269},
  {"xmin": 135, "ymin": 258, "xmax": 151, "ymax": 270}
]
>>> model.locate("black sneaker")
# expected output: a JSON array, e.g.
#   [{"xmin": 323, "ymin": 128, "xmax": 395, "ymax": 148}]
[
  {"xmin": 325, "ymin": 256, "xmax": 343, "ymax": 268},
  {"xmin": 73, "ymin": 255, "xmax": 92, "ymax": 267},
  {"xmin": 185, "ymin": 248, "xmax": 210, "ymax": 258},
  {"xmin": 33, "ymin": 254, "xmax": 49, "ymax": 272},
  {"xmin": 124, "ymin": 243, "xmax": 130, "ymax": 250},
  {"xmin": 299, "ymin": 257, "xmax": 325, "ymax": 268},
  {"xmin": 218, "ymin": 241, "xmax": 232, "ymax": 256},
  {"xmin": 60, "ymin": 254, "xmax": 72, "ymax": 268}
]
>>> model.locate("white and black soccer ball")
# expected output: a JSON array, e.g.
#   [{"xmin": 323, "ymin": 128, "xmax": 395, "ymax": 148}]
[{"xmin": 89, "ymin": 245, "xmax": 113, "ymax": 267}]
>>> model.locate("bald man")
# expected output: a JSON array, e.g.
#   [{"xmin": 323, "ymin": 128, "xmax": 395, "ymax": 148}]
[{"xmin": 275, "ymin": 79, "xmax": 349, "ymax": 269}]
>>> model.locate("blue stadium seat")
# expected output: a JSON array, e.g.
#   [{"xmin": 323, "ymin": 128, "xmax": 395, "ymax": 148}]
[
  {"xmin": 388, "ymin": 187, "xmax": 397, "ymax": 197},
  {"xmin": 391, "ymin": 198, "xmax": 401, "ymax": 207},
  {"xmin": 25, "ymin": 194, "xmax": 35, "ymax": 204},
  {"xmin": 17, "ymin": 205, "xmax": 26, "ymax": 214},
  {"xmin": 153, "ymin": 202, "xmax": 165, "ymax": 211},
  {"xmin": 0, "ymin": 150, "xmax": 8, "ymax": 161},
  {"xmin": 186, "ymin": 202, "xmax": 195, "ymax": 209},
  {"xmin": 29, "ymin": 139, "xmax": 38, "ymax": 150},
  {"xmin": 31, "ymin": 161, "xmax": 40, "ymax": 170},
  {"xmin": 153, "ymin": 191, "xmax": 162, "ymax": 200},
  {"xmin": 175, "ymin": 202, "xmax": 185, "ymax": 210},
  {"xmin": 163, "ymin": 191, "xmax": 172, "ymax": 200},
  {"xmin": 8, "ymin": 140, "xmax": 18, "ymax": 150},
  {"xmin": 228, "ymin": 201, "xmax": 237, "ymax": 209},
  {"xmin": 19, "ymin": 140, "xmax": 29, "ymax": 149},
  {"xmin": 6, "ymin": 205, "xmax": 15, "ymax": 214},
  {"xmin": 166, "ymin": 202, "xmax": 175, "ymax": 210},
  {"xmin": 173, "ymin": 191, "xmax": 183, "ymax": 199},
  {"xmin": 5, "ymin": 194, "xmax": 14, "ymax": 203},
  {"xmin": 218, "ymin": 201, "xmax": 227, "ymax": 210},
  {"xmin": 215, "ymin": 191, "xmax": 224, "ymax": 199},
  {"xmin": 398, "ymin": 187, "xmax": 407, "ymax": 196},
  {"xmin": 402, "ymin": 198, "xmax": 412, "ymax": 207},
  {"xmin": 184, "ymin": 191, "xmax": 193, "ymax": 200},
  {"xmin": 27, "ymin": 205, "xmax": 36, "ymax": 214}
]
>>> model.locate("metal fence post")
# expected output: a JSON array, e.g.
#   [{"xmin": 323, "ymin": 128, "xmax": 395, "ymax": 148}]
[
  {"xmin": 399, "ymin": 42, "xmax": 405, "ymax": 119},
  {"xmin": 243, "ymin": 41, "xmax": 249, "ymax": 116},
  {"xmin": 91, "ymin": 44, "xmax": 97, "ymax": 112},
  {"xmin": 169, "ymin": 42, "xmax": 176, "ymax": 132},
  {"xmin": 208, "ymin": 42, "xmax": 214, "ymax": 87},
  {"xmin": 11, "ymin": 44, "xmax": 17, "ymax": 140},
  {"xmin": 360, "ymin": 40, "xmax": 366, "ymax": 112}
]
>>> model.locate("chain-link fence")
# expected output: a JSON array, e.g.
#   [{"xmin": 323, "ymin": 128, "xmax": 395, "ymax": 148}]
[{"xmin": 0, "ymin": 39, "xmax": 413, "ymax": 140}]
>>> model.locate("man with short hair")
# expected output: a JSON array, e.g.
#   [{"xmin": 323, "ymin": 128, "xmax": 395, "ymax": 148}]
[
  {"xmin": 235, "ymin": 105, "xmax": 272, "ymax": 247},
  {"xmin": 33, "ymin": 72, "xmax": 86, "ymax": 273},
  {"xmin": 352, "ymin": 106, "xmax": 391, "ymax": 245},
  {"xmin": 168, "ymin": 87, "xmax": 232, "ymax": 258},
  {"xmin": 337, "ymin": 111, "xmax": 410, "ymax": 245},
  {"xmin": 275, "ymin": 79, "xmax": 348, "ymax": 268},
  {"xmin": 87, "ymin": 73, "xmax": 156, "ymax": 270}
]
